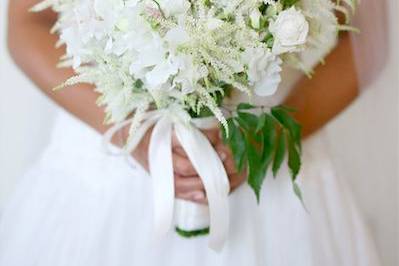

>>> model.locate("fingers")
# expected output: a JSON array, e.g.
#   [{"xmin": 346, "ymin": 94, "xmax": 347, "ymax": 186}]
[
  {"xmin": 229, "ymin": 171, "xmax": 247, "ymax": 193},
  {"xmin": 173, "ymin": 146, "xmax": 187, "ymax": 158},
  {"xmin": 171, "ymin": 126, "xmax": 247, "ymax": 203},
  {"xmin": 174, "ymin": 170, "xmax": 246, "ymax": 205},
  {"xmin": 175, "ymin": 190, "xmax": 208, "ymax": 205},
  {"xmin": 173, "ymin": 143, "xmax": 237, "ymax": 177},
  {"xmin": 175, "ymin": 173, "xmax": 207, "ymax": 204},
  {"xmin": 174, "ymin": 172, "xmax": 247, "ymax": 204},
  {"xmin": 173, "ymin": 152, "xmax": 197, "ymax": 176},
  {"xmin": 215, "ymin": 143, "xmax": 238, "ymax": 175},
  {"xmin": 174, "ymin": 174, "xmax": 204, "ymax": 193},
  {"xmin": 172, "ymin": 127, "xmax": 237, "ymax": 175},
  {"xmin": 173, "ymin": 143, "xmax": 237, "ymax": 178},
  {"xmin": 201, "ymin": 128, "xmax": 221, "ymax": 146}
]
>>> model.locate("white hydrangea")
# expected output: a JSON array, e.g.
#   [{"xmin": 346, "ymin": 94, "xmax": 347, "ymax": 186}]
[{"xmin": 241, "ymin": 47, "xmax": 282, "ymax": 97}]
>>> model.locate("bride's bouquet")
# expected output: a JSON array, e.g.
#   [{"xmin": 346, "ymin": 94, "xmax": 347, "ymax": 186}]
[{"xmin": 33, "ymin": 0, "xmax": 356, "ymax": 250}]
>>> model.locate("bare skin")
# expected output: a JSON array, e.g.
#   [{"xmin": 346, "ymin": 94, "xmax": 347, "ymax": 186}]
[{"xmin": 7, "ymin": 1, "xmax": 358, "ymax": 204}]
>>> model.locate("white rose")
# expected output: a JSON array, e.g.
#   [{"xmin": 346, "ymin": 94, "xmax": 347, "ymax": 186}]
[
  {"xmin": 269, "ymin": 7, "xmax": 309, "ymax": 54},
  {"xmin": 242, "ymin": 47, "xmax": 282, "ymax": 97}
]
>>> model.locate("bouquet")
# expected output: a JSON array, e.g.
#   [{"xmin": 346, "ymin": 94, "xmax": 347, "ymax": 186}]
[{"xmin": 33, "ymin": 0, "xmax": 356, "ymax": 250}]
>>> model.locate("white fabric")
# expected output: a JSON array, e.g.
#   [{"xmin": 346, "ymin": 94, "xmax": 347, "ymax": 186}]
[
  {"xmin": 0, "ymin": 109, "xmax": 382, "ymax": 265},
  {"xmin": 174, "ymin": 122, "xmax": 230, "ymax": 251},
  {"xmin": 350, "ymin": 0, "xmax": 389, "ymax": 91},
  {"xmin": 174, "ymin": 200, "xmax": 210, "ymax": 231},
  {"xmin": 149, "ymin": 116, "xmax": 175, "ymax": 242}
]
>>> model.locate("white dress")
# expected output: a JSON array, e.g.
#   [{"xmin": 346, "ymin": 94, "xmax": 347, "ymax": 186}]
[{"xmin": 0, "ymin": 64, "xmax": 381, "ymax": 265}]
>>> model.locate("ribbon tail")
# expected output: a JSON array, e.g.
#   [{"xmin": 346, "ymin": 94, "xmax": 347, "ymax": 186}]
[
  {"xmin": 103, "ymin": 111, "xmax": 162, "ymax": 157},
  {"xmin": 103, "ymin": 118, "xmax": 134, "ymax": 156},
  {"xmin": 125, "ymin": 115, "xmax": 160, "ymax": 154},
  {"xmin": 149, "ymin": 117, "xmax": 175, "ymax": 240},
  {"xmin": 175, "ymin": 123, "xmax": 230, "ymax": 251}
]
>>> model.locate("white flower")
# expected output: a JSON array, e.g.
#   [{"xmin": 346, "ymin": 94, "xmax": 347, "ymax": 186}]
[
  {"xmin": 269, "ymin": 7, "xmax": 309, "ymax": 54},
  {"xmin": 242, "ymin": 47, "xmax": 282, "ymax": 97},
  {"xmin": 145, "ymin": 57, "xmax": 179, "ymax": 89},
  {"xmin": 94, "ymin": 0, "xmax": 123, "ymax": 18},
  {"xmin": 249, "ymin": 9, "xmax": 262, "ymax": 29},
  {"xmin": 164, "ymin": 24, "xmax": 190, "ymax": 51},
  {"xmin": 157, "ymin": 0, "xmax": 190, "ymax": 16},
  {"xmin": 173, "ymin": 55, "xmax": 208, "ymax": 94}
]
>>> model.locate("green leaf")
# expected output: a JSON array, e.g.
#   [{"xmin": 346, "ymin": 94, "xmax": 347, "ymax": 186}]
[
  {"xmin": 223, "ymin": 105, "xmax": 304, "ymax": 204},
  {"xmin": 236, "ymin": 112, "xmax": 263, "ymax": 143},
  {"xmin": 271, "ymin": 106, "xmax": 302, "ymax": 181},
  {"xmin": 272, "ymin": 130, "xmax": 286, "ymax": 177},
  {"xmin": 281, "ymin": 0, "xmax": 299, "ymax": 8},
  {"xmin": 244, "ymin": 130, "xmax": 267, "ymax": 203},
  {"xmin": 276, "ymin": 105, "xmax": 297, "ymax": 113},
  {"xmin": 224, "ymin": 118, "xmax": 247, "ymax": 172},
  {"xmin": 293, "ymin": 182, "xmax": 303, "ymax": 202},
  {"xmin": 237, "ymin": 103, "xmax": 255, "ymax": 111},
  {"xmin": 293, "ymin": 182, "xmax": 308, "ymax": 211},
  {"xmin": 262, "ymin": 114, "xmax": 277, "ymax": 165},
  {"xmin": 256, "ymin": 113, "xmax": 266, "ymax": 133},
  {"xmin": 287, "ymin": 132, "xmax": 301, "ymax": 181},
  {"xmin": 236, "ymin": 111, "xmax": 258, "ymax": 130},
  {"xmin": 203, "ymin": 0, "xmax": 212, "ymax": 8},
  {"xmin": 234, "ymin": 109, "xmax": 269, "ymax": 202},
  {"xmin": 133, "ymin": 79, "xmax": 144, "ymax": 89},
  {"xmin": 264, "ymin": 33, "xmax": 274, "ymax": 48},
  {"xmin": 271, "ymin": 106, "xmax": 302, "ymax": 151}
]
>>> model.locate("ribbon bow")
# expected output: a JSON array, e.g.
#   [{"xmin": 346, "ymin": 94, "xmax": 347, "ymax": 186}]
[{"xmin": 104, "ymin": 107, "xmax": 230, "ymax": 251}]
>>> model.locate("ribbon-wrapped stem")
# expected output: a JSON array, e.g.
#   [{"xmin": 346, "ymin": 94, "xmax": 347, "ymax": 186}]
[{"xmin": 104, "ymin": 107, "xmax": 230, "ymax": 251}]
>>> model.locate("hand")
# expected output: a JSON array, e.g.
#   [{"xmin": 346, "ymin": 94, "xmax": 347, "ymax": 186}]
[
  {"xmin": 172, "ymin": 128, "xmax": 247, "ymax": 204},
  {"xmin": 131, "ymin": 127, "xmax": 247, "ymax": 205}
]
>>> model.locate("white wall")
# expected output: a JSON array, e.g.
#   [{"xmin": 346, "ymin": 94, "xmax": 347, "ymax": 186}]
[{"xmin": 0, "ymin": 0, "xmax": 397, "ymax": 265}]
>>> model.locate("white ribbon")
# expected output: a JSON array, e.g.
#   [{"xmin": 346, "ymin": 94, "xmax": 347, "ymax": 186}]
[{"xmin": 104, "ymin": 108, "xmax": 230, "ymax": 251}]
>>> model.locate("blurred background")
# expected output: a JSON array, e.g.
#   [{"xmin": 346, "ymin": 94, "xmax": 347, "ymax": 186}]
[{"xmin": 0, "ymin": 0, "xmax": 397, "ymax": 265}]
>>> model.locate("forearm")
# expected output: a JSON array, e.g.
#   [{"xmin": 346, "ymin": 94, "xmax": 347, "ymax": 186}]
[
  {"xmin": 284, "ymin": 33, "xmax": 359, "ymax": 137},
  {"xmin": 7, "ymin": 4, "xmax": 107, "ymax": 134}
]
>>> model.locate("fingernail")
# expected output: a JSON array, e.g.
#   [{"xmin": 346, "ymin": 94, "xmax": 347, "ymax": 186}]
[
  {"xmin": 193, "ymin": 191, "xmax": 205, "ymax": 200},
  {"xmin": 219, "ymin": 151, "xmax": 227, "ymax": 161}
]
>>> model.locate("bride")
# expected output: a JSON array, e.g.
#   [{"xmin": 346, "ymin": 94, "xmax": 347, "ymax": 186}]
[{"xmin": 0, "ymin": 0, "xmax": 386, "ymax": 265}]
